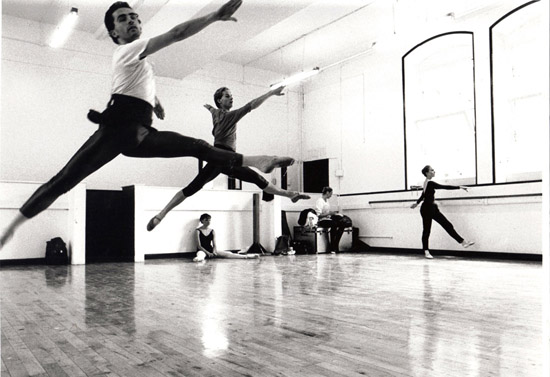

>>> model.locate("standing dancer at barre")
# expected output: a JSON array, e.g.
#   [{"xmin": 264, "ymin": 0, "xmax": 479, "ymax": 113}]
[
  {"xmin": 147, "ymin": 86, "xmax": 310, "ymax": 231},
  {"xmin": 410, "ymin": 165, "xmax": 475, "ymax": 259},
  {"xmin": 0, "ymin": 0, "xmax": 295, "ymax": 248}
]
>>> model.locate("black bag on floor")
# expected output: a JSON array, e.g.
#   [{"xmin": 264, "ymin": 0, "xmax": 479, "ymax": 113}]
[
  {"xmin": 292, "ymin": 240, "xmax": 309, "ymax": 254},
  {"xmin": 45, "ymin": 237, "xmax": 69, "ymax": 265},
  {"xmin": 273, "ymin": 235, "xmax": 291, "ymax": 255}
]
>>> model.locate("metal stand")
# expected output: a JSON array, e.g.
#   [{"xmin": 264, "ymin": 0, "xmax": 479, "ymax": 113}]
[{"xmin": 247, "ymin": 193, "xmax": 268, "ymax": 255}]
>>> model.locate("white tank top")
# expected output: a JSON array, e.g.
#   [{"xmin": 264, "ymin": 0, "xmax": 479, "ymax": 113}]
[{"xmin": 111, "ymin": 38, "xmax": 156, "ymax": 106}]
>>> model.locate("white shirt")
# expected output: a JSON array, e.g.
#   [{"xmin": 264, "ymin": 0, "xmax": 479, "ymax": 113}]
[
  {"xmin": 315, "ymin": 197, "xmax": 331, "ymax": 217},
  {"xmin": 111, "ymin": 38, "xmax": 156, "ymax": 106}
]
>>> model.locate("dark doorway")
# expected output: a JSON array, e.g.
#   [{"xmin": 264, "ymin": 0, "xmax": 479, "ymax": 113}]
[
  {"xmin": 86, "ymin": 190, "xmax": 133, "ymax": 263},
  {"xmin": 303, "ymin": 159, "xmax": 329, "ymax": 193}
]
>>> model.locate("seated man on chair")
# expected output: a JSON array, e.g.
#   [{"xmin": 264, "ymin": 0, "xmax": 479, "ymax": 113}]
[{"xmin": 315, "ymin": 187, "xmax": 348, "ymax": 253}]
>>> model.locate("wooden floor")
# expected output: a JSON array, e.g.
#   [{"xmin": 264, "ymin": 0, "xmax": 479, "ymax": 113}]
[{"xmin": 0, "ymin": 253, "xmax": 543, "ymax": 377}]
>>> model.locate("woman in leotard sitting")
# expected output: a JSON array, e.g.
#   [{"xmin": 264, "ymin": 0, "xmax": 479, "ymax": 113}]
[{"xmin": 194, "ymin": 213, "xmax": 259, "ymax": 262}]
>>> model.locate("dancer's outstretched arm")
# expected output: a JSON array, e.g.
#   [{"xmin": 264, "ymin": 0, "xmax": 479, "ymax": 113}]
[
  {"xmin": 247, "ymin": 86, "xmax": 285, "ymax": 110},
  {"xmin": 142, "ymin": 0, "xmax": 242, "ymax": 58}
]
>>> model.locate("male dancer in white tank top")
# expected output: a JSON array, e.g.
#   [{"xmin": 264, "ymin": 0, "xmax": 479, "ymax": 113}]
[{"xmin": 1, "ymin": 0, "xmax": 294, "ymax": 248}]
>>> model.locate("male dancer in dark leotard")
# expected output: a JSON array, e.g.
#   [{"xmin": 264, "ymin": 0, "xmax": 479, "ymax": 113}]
[
  {"xmin": 0, "ymin": 0, "xmax": 294, "ymax": 248},
  {"xmin": 410, "ymin": 165, "xmax": 475, "ymax": 259},
  {"xmin": 147, "ymin": 86, "xmax": 310, "ymax": 231}
]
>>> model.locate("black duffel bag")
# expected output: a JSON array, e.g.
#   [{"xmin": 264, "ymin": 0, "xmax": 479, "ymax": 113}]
[{"xmin": 45, "ymin": 237, "xmax": 69, "ymax": 265}]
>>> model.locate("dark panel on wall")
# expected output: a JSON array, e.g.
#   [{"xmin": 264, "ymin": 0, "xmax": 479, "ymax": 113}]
[{"xmin": 304, "ymin": 159, "xmax": 329, "ymax": 193}]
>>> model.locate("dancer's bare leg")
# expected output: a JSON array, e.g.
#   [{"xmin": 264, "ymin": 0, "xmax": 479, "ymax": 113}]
[
  {"xmin": 148, "ymin": 164, "xmax": 221, "ymax": 231},
  {"xmin": 263, "ymin": 183, "xmax": 310, "ymax": 203},
  {"xmin": 147, "ymin": 191, "xmax": 186, "ymax": 231},
  {"xmin": 215, "ymin": 250, "xmax": 259, "ymax": 259},
  {"xmin": 1, "ymin": 212, "xmax": 27, "ymax": 248}
]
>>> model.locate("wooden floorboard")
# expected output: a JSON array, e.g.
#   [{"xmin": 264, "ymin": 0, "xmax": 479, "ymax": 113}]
[{"xmin": 0, "ymin": 253, "xmax": 543, "ymax": 377}]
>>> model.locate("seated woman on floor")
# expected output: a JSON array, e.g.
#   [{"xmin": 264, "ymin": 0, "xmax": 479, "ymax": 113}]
[{"xmin": 194, "ymin": 213, "xmax": 259, "ymax": 262}]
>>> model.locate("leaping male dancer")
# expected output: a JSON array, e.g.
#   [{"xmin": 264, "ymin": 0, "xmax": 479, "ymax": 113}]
[
  {"xmin": 147, "ymin": 86, "xmax": 310, "ymax": 231},
  {"xmin": 0, "ymin": 0, "xmax": 294, "ymax": 247}
]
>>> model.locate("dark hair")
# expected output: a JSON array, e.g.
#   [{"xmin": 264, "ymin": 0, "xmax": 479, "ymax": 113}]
[
  {"xmin": 321, "ymin": 186, "xmax": 333, "ymax": 195},
  {"xmin": 421, "ymin": 165, "xmax": 431, "ymax": 177},
  {"xmin": 199, "ymin": 213, "xmax": 211, "ymax": 222},
  {"xmin": 214, "ymin": 87, "xmax": 229, "ymax": 108},
  {"xmin": 105, "ymin": 2, "xmax": 131, "ymax": 44}
]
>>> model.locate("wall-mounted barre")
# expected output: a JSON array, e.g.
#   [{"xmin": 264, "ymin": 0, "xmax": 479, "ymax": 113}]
[{"xmin": 369, "ymin": 193, "xmax": 541, "ymax": 205}]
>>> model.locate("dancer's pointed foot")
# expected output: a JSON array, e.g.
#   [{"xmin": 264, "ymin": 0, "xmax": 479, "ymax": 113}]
[
  {"xmin": 424, "ymin": 251, "xmax": 433, "ymax": 259},
  {"xmin": 147, "ymin": 216, "xmax": 162, "ymax": 232},
  {"xmin": 462, "ymin": 240, "xmax": 475, "ymax": 248},
  {"xmin": 259, "ymin": 156, "xmax": 295, "ymax": 173},
  {"xmin": 291, "ymin": 193, "xmax": 311, "ymax": 203},
  {"xmin": 193, "ymin": 251, "xmax": 206, "ymax": 262},
  {"xmin": 0, "ymin": 229, "xmax": 14, "ymax": 249}
]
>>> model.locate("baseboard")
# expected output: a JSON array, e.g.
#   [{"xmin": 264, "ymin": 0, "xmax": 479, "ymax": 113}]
[
  {"xmin": 145, "ymin": 252, "xmax": 194, "ymax": 260},
  {"xmin": 3, "ymin": 248, "xmax": 538, "ymax": 265},
  {"xmin": 145, "ymin": 250, "xmax": 246, "ymax": 260},
  {"xmin": 365, "ymin": 247, "xmax": 542, "ymax": 262},
  {"xmin": 0, "ymin": 258, "xmax": 46, "ymax": 267}
]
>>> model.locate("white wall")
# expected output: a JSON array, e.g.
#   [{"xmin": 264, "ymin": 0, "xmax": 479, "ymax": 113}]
[
  {"xmin": 338, "ymin": 182, "xmax": 542, "ymax": 255},
  {"xmin": 2, "ymin": 2, "xmax": 547, "ymax": 260},
  {"xmin": 281, "ymin": 182, "xmax": 542, "ymax": 255},
  {"xmin": 0, "ymin": 181, "xmax": 86, "ymax": 262},
  {"xmin": 300, "ymin": 0, "xmax": 548, "ymax": 194},
  {"xmin": 0, "ymin": 15, "xmax": 303, "ymax": 192},
  {"xmin": 0, "ymin": 15, "xmax": 302, "ymax": 262},
  {"xmin": 289, "ymin": 0, "xmax": 548, "ymax": 256},
  {"xmin": 130, "ymin": 185, "xmax": 281, "ymax": 261}
]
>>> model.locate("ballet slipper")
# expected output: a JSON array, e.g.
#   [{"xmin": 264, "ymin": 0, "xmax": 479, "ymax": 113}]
[
  {"xmin": 246, "ymin": 254, "xmax": 260, "ymax": 259},
  {"xmin": 147, "ymin": 216, "xmax": 162, "ymax": 232},
  {"xmin": 260, "ymin": 156, "xmax": 295, "ymax": 173},
  {"xmin": 424, "ymin": 251, "xmax": 433, "ymax": 259},
  {"xmin": 0, "ymin": 229, "xmax": 14, "ymax": 248},
  {"xmin": 193, "ymin": 251, "xmax": 206, "ymax": 262},
  {"xmin": 291, "ymin": 193, "xmax": 311, "ymax": 203},
  {"xmin": 462, "ymin": 241, "xmax": 475, "ymax": 248}
]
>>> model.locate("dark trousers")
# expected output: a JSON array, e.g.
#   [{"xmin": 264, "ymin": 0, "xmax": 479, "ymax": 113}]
[
  {"xmin": 182, "ymin": 145, "xmax": 269, "ymax": 197},
  {"xmin": 420, "ymin": 204, "xmax": 463, "ymax": 250},
  {"xmin": 318, "ymin": 215, "xmax": 347, "ymax": 251},
  {"xmin": 20, "ymin": 96, "xmax": 244, "ymax": 218}
]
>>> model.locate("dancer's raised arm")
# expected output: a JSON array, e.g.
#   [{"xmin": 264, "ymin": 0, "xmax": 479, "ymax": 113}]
[{"xmin": 142, "ymin": 0, "xmax": 242, "ymax": 57}]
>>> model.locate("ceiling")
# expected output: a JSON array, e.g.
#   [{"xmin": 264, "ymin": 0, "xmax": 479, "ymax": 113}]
[{"xmin": 2, "ymin": 0, "xmax": 530, "ymax": 80}]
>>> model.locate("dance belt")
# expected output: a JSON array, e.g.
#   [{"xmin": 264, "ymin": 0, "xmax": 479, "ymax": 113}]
[
  {"xmin": 87, "ymin": 94, "xmax": 153, "ymax": 127},
  {"xmin": 213, "ymin": 143, "xmax": 235, "ymax": 152}
]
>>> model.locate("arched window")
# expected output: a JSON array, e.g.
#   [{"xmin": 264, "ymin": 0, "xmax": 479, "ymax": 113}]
[
  {"xmin": 403, "ymin": 32, "xmax": 477, "ymax": 188},
  {"xmin": 491, "ymin": 0, "xmax": 546, "ymax": 183}
]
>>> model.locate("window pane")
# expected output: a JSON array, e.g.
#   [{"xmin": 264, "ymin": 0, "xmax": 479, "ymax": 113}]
[
  {"xmin": 404, "ymin": 33, "xmax": 476, "ymax": 187},
  {"xmin": 493, "ymin": 3, "xmax": 546, "ymax": 182}
]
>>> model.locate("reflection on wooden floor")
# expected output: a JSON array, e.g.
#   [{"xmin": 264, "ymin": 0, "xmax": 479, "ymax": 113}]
[{"xmin": 0, "ymin": 253, "xmax": 542, "ymax": 377}]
